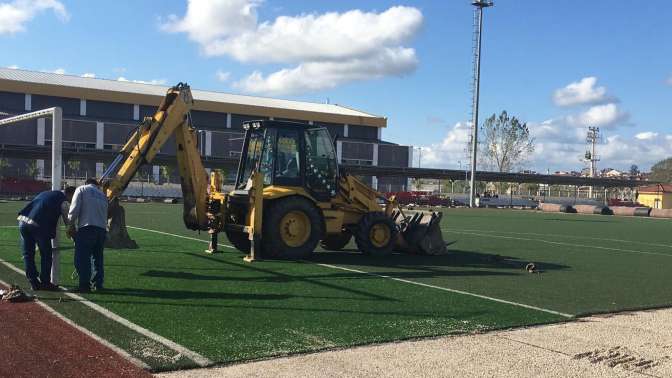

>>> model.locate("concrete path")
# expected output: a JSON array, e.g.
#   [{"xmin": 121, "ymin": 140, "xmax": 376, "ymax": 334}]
[{"xmin": 158, "ymin": 308, "xmax": 672, "ymax": 377}]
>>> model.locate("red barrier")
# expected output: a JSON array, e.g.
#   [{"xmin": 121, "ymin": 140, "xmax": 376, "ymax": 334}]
[{"xmin": 0, "ymin": 177, "xmax": 50, "ymax": 195}]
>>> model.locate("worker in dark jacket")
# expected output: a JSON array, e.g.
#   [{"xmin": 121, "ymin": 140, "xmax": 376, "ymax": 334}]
[{"xmin": 17, "ymin": 187, "xmax": 76, "ymax": 290}]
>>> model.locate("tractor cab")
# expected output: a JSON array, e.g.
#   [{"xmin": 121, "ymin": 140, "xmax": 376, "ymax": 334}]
[{"xmin": 236, "ymin": 120, "xmax": 339, "ymax": 201}]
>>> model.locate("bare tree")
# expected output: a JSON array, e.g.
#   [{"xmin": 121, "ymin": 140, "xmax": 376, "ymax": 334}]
[{"xmin": 480, "ymin": 111, "xmax": 535, "ymax": 173}]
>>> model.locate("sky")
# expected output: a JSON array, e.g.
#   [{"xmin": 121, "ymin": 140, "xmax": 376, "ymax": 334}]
[{"xmin": 1, "ymin": 0, "xmax": 671, "ymax": 172}]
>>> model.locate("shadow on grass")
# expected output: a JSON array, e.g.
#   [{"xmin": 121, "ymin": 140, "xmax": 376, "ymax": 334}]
[{"xmin": 310, "ymin": 249, "xmax": 570, "ymax": 274}]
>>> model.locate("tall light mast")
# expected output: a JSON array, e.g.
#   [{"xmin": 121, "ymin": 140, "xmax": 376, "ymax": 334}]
[
  {"xmin": 468, "ymin": 0, "xmax": 493, "ymax": 207},
  {"xmin": 585, "ymin": 126, "xmax": 600, "ymax": 198}
]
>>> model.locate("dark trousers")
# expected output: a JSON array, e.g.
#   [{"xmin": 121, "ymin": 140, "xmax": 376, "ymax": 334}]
[
  {"xmin": 74, "ymin": 226, "xmax": 106, "ymax": 290},
  {"xmin": 19, "ymin": 222, "xmax": 53, "ymax": 285}
]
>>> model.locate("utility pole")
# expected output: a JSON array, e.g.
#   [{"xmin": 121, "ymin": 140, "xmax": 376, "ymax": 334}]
[
  {"xmin": 585, "ymin": 126, "xmax": 600, "ymax": 198},
  {"xmin": 468, "ymin": 0, "xmax": 493, "ymax": 208}
]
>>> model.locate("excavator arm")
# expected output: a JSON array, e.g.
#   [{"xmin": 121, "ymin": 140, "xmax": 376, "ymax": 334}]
[{"xmin": 100, "ymin": 83, "xmax": 211, "ymax": 248}]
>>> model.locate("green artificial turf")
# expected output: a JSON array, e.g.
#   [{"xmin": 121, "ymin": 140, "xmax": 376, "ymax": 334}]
[{"xmin": 1, "ymin": 201, "xmax": 671, "ymax": 371}]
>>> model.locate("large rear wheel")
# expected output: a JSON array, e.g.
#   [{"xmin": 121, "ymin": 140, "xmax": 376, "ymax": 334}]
[
  {"xmin": 320, "ymin": 230, "xmax": 352, "ymax": 251},
  {"xmin": 354, "ymin": 212, "xmax": 398, "ymax": 257},
  {"xmin": 262, "ymin": 196, "xmax": 323, "ymax": 259}
]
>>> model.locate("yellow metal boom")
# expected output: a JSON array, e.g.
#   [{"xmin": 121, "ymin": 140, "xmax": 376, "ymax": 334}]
[{"xmin": 100, "ymin": 83, "xmax": 210, "ymax": 231}]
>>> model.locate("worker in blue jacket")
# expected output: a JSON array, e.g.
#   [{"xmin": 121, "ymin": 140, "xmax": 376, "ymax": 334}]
[{"xmin": 17, "ymin": 186, "xmax": 76, "ymax": 290}]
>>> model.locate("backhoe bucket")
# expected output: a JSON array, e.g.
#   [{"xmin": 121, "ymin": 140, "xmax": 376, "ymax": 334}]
[
  {"xmin": 105, "ymin": 199, "xmax": 138, "ymax": 249},
  {"xmin": 393, "ymin": 210, "xmax": 447, "ymax": 255}
]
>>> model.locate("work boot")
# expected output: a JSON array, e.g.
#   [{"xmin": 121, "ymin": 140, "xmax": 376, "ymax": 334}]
[
  {"xmin": 40, "ymin": 282, "xmax": 60, "ymax": 291},
  {"xmin": 72, "ymin": 286, "xmax": 91, "ymax": 294}
]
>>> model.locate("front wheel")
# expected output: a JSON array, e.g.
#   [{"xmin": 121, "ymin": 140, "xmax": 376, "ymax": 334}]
[
  {"xmin": 262, "ymin": 196, "xmax": 323, "ymax": 259},
  {"xmin": 354, "ymin": 212, "xmax": 398, "ymax": 257}
]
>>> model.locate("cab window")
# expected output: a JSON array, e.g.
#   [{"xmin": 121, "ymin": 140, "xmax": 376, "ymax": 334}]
[
  {"xmin": 304, "ymin": 128, "xmax": 338, "ymax": 197},
  {"xmin": 274, "ymin": 129, "xmax": 301, "ymax": 184}
]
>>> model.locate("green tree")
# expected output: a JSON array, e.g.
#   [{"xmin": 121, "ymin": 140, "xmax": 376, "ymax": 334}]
[
  {"xmin": 0, "ymin": 158, "xmax": 10, "ymax": 178},
  {"xmin": 160, "ymin": 165, "xmax": 172, "ymax": 183},
  {"xmin": 629, "ymin": 164, "xmax": 639, "ymax": 177},
  {"xmin": 650, "ymin": 158, "xmax": 672, "ymax": 183},
  {"xmin": 25, "ymin": 160, "xmax": 39, "ymax": 179},
  {"xmin": 67, "ymin": 160, "xmax": 80, "ymax": 178},
  {"xmin": 480, "ymin": 111, "xmax": 535, "ymax": 173}
]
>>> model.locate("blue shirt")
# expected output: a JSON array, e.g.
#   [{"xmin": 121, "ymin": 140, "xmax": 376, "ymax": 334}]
[
  {"xmin": 17, "ymin": 190, "xmax": 68, "ymax": 238},
  {"xmin": 68, "ymin": 184, "xmax": 108, "ymax": 230}
]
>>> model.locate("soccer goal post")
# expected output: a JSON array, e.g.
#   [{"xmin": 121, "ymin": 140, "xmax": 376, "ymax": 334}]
[{"xmin": 0, "ymin": 107, "xmax": 63, "ymax": 284}]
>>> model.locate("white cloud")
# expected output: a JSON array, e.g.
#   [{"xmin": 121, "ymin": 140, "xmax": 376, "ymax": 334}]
[
  {"xmin": 566, "ymin": 103, "xmax": 628, "ymax": 128},
  {"xmin": 0, "ymin": 0, "xmax": 69, "ymax": 35},
  {"xmin": 234, "ymin": 47, "xmax": 417, "ymax": 95},
  {"xmin": 163, "ymin": 1, "xmax": 423, "ymax": 95},
  {"xmin": 523, "ymin": 132, "xmax": 671, "ymax": 172},
  {"xmin": 6, "ymin": 64, "xmax": 19, "ymax": 69},
  {"xmin": 41, "ymin": 67, "xmax": 66, "ymax": 74},
  {"xmin": 635, "ymin": 131, "xmax": 658, "ymax": 140},
  {"xmin": 161, "ymin": 0, "xmax": 261, "ymax": 49},
  {"xmin": 215, "ymin": 70, "xmax": 230, "ymax": 82},
  {"xmin": 117, "ymin": 77, "xmax": 167, "ymax": 85},
  {"xmin": 420, "ymin": 122, "xmax": 472, "ymax": 168},
  {"xmin": 553, "ymin": 77, "xmax": 610, "ymax": 107},
  {"xmin": 81, "ymin": 72, "xmax": 96, "ymax": 78},
  {"xmin": 421, "ymin": 106, "xmax": 661, "ymax": 172}
]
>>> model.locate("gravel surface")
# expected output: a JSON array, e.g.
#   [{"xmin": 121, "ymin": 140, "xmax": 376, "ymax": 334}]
[{"xmin": 158, "ymin": 308, "xmax": 672, "ymax": 378}]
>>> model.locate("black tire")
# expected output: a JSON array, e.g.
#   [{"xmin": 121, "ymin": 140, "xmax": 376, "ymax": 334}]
[
  {"xmin": 262, "ymin": 196, "xmax": 323, "ymax": 259},
  {"xmin": 225, "ymin": 230, "xmax": 250, "ymax": 253},
  {"xmin": 354, "ymin": 212, "xmax": 398, "ymax": 257},
  {"xmin": 320, "ymin": 230, "xmax": 352, "ymax": 251}
]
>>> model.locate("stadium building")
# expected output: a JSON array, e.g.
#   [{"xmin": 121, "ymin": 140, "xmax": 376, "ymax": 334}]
[{"xmin": 0, "ymin": 68, "xmax": 411, "ymax": 193}]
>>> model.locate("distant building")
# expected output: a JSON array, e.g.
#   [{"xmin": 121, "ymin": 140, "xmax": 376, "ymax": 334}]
[
  {"xmin": 637, "ymin": 184, "xmax": 672, "ymax": 209},
  {"xmin": 0, "ymin": 68, "xmax": 411, "ymax": 191}
]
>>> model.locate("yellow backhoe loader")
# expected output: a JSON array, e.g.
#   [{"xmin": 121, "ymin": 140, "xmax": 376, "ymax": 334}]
[{"xmin": 100, "ymin": 83, "xmax": 447, "ymax": 259}]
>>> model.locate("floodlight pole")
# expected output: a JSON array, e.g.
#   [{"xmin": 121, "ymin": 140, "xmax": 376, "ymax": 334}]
[
  {"xmin": 469, "ymin": 0, "xmax": 493, "ymax": 208},
  {"xmin": 0, "ymin": 107, "xmax": 63, "ymax": 284}
]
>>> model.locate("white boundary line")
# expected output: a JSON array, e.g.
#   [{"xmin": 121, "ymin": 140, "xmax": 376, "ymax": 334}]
[
  {"xmin": 127, "ymin": 226, "xmax": 573, "ymax": 319},
  {"xmin": 449, "ymin": 227, "xmax": 672, "ymax": 249},
  {"xmin": 127, "ymin": 226, "xmax": 235, "ymax": 250},
  {"xmin": 0, "ymin": 258, "xmax": 213, "ymax": 367},
  {"xmin": 446, "ymin": 230, "xmax": 672, "ymax": 258}
]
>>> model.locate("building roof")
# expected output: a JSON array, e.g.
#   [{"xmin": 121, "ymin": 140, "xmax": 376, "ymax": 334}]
[
  {"xmin": 0, "ymin": 68, "xmax": 386, "ymax": 128},
  {"xmin": 638, "ymin": 184, "xmax": 672, "ymax": 193}
]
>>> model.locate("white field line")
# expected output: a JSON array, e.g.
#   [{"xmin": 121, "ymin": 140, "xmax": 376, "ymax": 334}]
[
  {"xmin": 128, "ymin": 226, "xmax": 573, "ymax": 319},
  {"xmin": 449, "ymin": 228, "xmax": 672, "ymax": 249},
  {"xmin": 314, "ymin": 263, "xmax": 573, "ymax": 319},
  {"xmin": 0, "ymin": 259, "xmax": 213, "ymax": 367},
  {"xmin": 127, "ymin": 226, "xmax": 235, "ymax": 250},
  {"xmin": 0, "ymin": 278, "xmax": 151, "ymax": 371},
  {"xmin": 0, "ymin": 225, "xmax": 19, "ymax": 228},
  {"xmin": 445, "ymin": 230, "xmax": 672, "ymax": 258}
]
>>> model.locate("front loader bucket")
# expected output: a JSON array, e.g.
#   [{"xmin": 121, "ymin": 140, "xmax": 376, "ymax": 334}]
[{"xmin": 393, "ymin": 210, "xmax": 448, "ymax": 255}]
